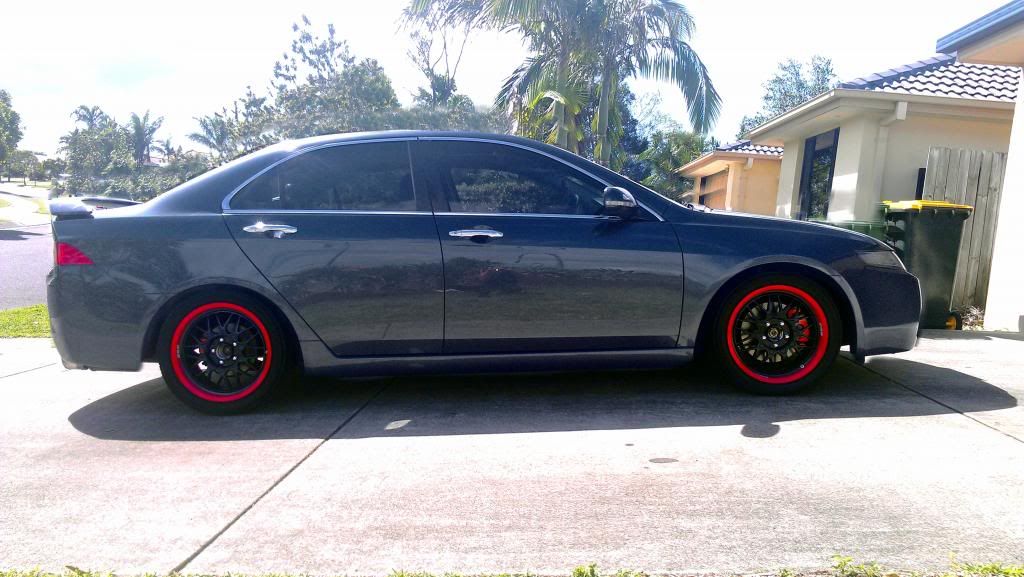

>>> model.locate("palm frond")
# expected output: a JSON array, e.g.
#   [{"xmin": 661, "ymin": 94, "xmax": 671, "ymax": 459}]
[{"xmin": 640, "ymin": 36, "xmax": 721, "ymax": 133}]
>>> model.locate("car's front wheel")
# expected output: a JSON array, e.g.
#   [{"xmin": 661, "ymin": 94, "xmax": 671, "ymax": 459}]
[
  {"xmin": 157, "ymin": 294, "xmax": 289, "ymax": 414},
  {"xmin": 715, "ymin": 275, "xmax": 841, "ymax": 394}
]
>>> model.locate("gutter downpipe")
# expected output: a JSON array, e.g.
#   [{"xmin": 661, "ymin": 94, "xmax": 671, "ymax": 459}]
[{"xmin": 871, "ymin": 101, "xmax": 909, "ymax": 213}]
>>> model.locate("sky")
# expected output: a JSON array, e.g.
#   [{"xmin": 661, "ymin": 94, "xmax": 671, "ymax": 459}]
[{"xmin": 2, "ymin": 0, "xmax": 1012, "ymax": 157}]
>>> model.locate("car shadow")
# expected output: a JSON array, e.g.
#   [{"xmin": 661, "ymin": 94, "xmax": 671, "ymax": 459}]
[
  {"xmin": 0, "ymin": 226, "xmax": 48, "ymax": 241},
  {"xmin": 68, "ymin": 356, "xmax": 1017, "ymax": 442}
]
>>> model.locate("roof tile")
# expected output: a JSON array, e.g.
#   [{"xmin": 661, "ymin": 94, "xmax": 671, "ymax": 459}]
[{"xmin": 839, "ymin": 53, "xmax": 1020, "ymax": 102}]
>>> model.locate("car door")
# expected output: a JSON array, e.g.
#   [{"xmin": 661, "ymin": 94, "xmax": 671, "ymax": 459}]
[
  {"xmin": 412, "ymin": 138, "xmax": 684, "ymax": 355},
  {"xmin": 224, "ymin": 139, "xmax": 444, "ymax": 356}
]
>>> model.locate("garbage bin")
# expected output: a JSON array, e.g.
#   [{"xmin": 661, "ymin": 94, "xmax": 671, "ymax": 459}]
[
  {"xmin": 882, "ymin": 200, "xmax": 973, "ymax": 329},
  {"xmin": 825, "ymin": 220, "xmax": 888, "ymax": 241}
]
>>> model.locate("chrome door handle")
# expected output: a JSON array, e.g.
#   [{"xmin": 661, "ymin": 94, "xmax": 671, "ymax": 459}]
[
  {"xmin": 449, "ymin": 229, "xmax": 503, "ymax": 239},
  {"xmin": 243, "ymin": 222, "xmax": 298, "ymax": 238}
]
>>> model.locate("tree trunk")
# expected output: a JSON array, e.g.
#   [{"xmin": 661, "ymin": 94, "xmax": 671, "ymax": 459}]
[
  {"xmin": 553, "ymin": 50, "xmax": 569, "ymax": 149},
  {"xmin": 595, "ymin": 63, "xmax": 614, "ymax": 166}
]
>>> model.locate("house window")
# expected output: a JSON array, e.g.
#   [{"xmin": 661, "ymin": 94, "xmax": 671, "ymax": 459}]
[{"xmin": 797, "ymin": 128, "xmax": 839, "ymax": 220}]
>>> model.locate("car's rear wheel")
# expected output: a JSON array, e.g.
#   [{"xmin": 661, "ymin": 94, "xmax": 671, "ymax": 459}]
[
  {"xmin": 157, "ymin": 294, "xmax": 288, "ymax": 414},
  {"xmin": 714, "ymin": 275, "xmax": 841, "ymax": 394}
]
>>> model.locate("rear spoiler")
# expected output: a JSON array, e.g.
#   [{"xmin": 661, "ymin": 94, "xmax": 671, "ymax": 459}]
[
  {"xmin": 49, "ymin": 198, "xmax": 93, "ymax": 221},
  {"xmin": 49, "ymin": 196, "xmax": 141, "ymax": 221}
]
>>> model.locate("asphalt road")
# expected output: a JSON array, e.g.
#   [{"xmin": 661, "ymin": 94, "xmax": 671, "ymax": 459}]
[
  {"xmin": 0, "ymin": 332, "xmax": 1022, "ymax": 574},
  {"xmin": 0, "ymin": 224, "xmax": 53, "ymax": 309}
]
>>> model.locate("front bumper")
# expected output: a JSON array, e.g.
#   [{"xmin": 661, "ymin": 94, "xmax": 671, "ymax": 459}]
[{"xmin": 844, "ymin": 267, "xmax": 921, "ymax": 357}]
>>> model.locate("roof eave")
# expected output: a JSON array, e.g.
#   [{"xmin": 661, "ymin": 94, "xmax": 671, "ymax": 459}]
[
  {"xmin": 936, "ymin": 0, "xmax": 1024, "ymax": 53},
  {"xmin": 746, "ymin": 88, "xmax": 1015, "ymax": 144},
  {"xmin": 678, "ymin": 150, "xmax": 781, "ymax": 177}
]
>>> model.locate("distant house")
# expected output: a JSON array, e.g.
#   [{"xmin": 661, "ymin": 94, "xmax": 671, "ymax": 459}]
[
  {"xmin": 745, "ymin": 54, "xmax": 1018, "ymax": 221},
  {"xmin": 678, "ymin": 141, "xmax": 782, "ymax": 215}
]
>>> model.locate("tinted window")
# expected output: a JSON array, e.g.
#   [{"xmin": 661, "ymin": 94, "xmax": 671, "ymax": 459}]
[
  {"xmin": 231, "ymin": 141, "xmax": 416, "ymax": 211},
  {"xmin": 435, "ymin": 142, "xmax": 606, "ymax": 215}
]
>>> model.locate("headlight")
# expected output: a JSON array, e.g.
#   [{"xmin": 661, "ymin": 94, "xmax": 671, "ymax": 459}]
[{"xmin": 859, "ymin": 249, "xmax": 905, "ymax": 271}]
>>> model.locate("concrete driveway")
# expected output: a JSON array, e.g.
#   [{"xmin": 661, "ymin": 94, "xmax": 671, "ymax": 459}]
[{"xmin": 1, "ymin": 333, "xmax": 1022, "ymax": 575}]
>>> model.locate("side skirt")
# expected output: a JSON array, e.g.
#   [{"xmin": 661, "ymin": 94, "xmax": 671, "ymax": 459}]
[{"xmin": 299, "ymin": 340, "xmax": 693, "ymax": 377}]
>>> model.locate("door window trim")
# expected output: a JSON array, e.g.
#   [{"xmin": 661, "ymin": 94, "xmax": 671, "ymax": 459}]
[{"xmin": 221, "ymin": 135, "xmax": 664, "ymax": 221}]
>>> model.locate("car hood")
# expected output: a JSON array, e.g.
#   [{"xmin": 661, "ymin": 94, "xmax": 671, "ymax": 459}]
[{"xmin": 670, "ymin": 206, "xmax": 891, "ymax": 251}]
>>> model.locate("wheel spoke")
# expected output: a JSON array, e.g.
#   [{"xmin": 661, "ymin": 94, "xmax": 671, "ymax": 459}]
[
  {"xmin": 178, "ymin": 306, "xmax": 268, "ymax": 397},
  {"xmin": 733, "ymin": 289, "xmax": 821, "ymax": 378}
]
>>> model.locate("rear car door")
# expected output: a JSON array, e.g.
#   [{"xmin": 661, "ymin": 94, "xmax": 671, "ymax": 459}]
[
  {"xmin": 224, "ymin": 139, "xmax": 444, "ymax": 356},
  {"xmin": 413, "ymin": 138, "xmax": 684, "ymax": 354}
]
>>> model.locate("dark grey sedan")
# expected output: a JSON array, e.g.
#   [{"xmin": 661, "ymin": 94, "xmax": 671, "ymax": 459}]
[{"xmin": 47, "ymin": 131, "xmax": 921, "ymax": 413}]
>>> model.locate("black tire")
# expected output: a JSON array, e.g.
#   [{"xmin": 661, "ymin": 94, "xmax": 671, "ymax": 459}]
[
  {"xmin": 157, "ymin": 293, "xmax": 289, "ymax": 414},
  {"xmin": 714, "ymin": 275, "xmax": 842, "ymax": 395}
]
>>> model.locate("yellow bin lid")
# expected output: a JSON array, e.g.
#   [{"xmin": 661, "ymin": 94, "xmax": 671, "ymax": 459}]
[{"xmin": 883, "ymin": 200, "xmax": 973, "ymax": 211}]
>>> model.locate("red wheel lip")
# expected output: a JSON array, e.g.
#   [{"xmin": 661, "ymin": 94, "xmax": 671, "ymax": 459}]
[
  {"xmin": 726, "ymin": 284, "xmax": 829, "ymax": 385},
  {"xmin": 170, "ymin": 302, "xmax": 272, "ymax": 403}
]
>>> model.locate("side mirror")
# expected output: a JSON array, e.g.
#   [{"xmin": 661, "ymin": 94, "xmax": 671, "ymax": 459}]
[{"xmin": 602, "ymin": 186, "xmax": 638, "ymax": 219}]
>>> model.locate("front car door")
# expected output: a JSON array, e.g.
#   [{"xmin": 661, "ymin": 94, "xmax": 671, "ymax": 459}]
[
  {"xmin": 224, "ymin": 139, "xmax": 444, "ymax": 356},
  {"xmin": 412, "ymin": 138, "xmax": 684, "ymax": 354}
]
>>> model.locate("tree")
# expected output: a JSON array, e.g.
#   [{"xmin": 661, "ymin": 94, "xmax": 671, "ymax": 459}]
[
  {"xmin": 271, "ymin": 16, "xmax": 400, "ymax": 137},
  {"xmin": 129, "ymin": 111, "xmax": 164, "ymax": 167},
  {"xmin": 59, "ymin": 105, "xmax": 212, "ymax": 201},
  {"xmin": 6, "ymin": 150, "xmax": 40, "ymax": 184},
  {"xmin": 0, "ymin": 90, "xmax": 23, "ymax": 169},
  {"xmin": 156, "ymin": 137, "xmax": 179, "ymax": 161},
  {"xmin": 59, "ymin": 107, "xmax": 135, "ymax": 196},
  {"xmin": 636, "ymin": 129, "xmax": 715, "ymax": 200},
  {"xmin": 408, "ymin": 0, "xmax": 720, "ymax": 163},
  {"xmin": 407, "ymin": 28, "xmax": 467, "ymax": 109},
  {"xmin": 71, "ymin": 105, "xmax": 109, "ymax": 130},
  {"xmin": 591, "ymin": 0, "xmax": 719, "ymax": 165},
  {"xmin": 738, "ymin": 55, "xmax": 837, "ymax": 137},
  {"xmin": 188, "ymin": 114, "xmax": 235, "ymax": 163}
]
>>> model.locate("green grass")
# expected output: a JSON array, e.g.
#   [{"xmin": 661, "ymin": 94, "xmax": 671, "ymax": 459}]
[
  {"xmin": 0, "ymin": 560, "xmax": 1021, "ymax": 577},
  {"xmin": 0, "ymin": 197, "xmax": 11, "ymax": 208},
  {"xmin": 31, "ymin": 197, "xmax": 50, "ymax": 214},
  {"xmin": 0, "ymin": 304, "xmax": 51, "ymax": 337}
]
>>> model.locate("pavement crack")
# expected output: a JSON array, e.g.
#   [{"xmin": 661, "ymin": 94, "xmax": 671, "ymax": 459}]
[
  {"xmin": 0, "ymin": 362, "xmax": 57, "ymax": 380},
  {"xmin": 171, "ymin": 381, "xmax": 390, "ymax": 573},
  {"xmin": 846, "ymin": 357, "xmax": 1023, "ymax": 445}
]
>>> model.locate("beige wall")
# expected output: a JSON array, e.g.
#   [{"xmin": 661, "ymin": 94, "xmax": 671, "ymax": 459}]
[
  {"xmin": 881, "ymin": 115, "xmax": 1011, "ymax": 201},
  {"xmin": 697, "ymin": 160, "xmax": 780, "ymax": 215},
  {"xmin": 731, "ymin": 159, "xmax": 781, "ymax": 215},
  {"xmin": 771, "ymin": 103, "xmax": 1012, "ymax": 221}
]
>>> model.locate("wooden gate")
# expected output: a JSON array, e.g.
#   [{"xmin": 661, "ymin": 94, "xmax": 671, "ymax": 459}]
[{"xmin": 921, "ymin": 146, "xmax": 1007, "ymax": 310}]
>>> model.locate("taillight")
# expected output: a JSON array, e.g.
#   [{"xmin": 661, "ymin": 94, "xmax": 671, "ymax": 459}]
[{"xmin": 55, "ymin": 242, "xmax": 93, "ymax": 266}]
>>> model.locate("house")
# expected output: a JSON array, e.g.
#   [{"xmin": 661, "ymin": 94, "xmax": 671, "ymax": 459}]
[
  {"xmin": 677, "ymin": 140, "xmax": 782, "ymax": 215},
  {"xmin": 936, "ymin": 0, "xmax": 1024, "ymax": 331},
  {"xmin": 745, "ymin": 54, "xmax": 1018, "ymax": 222}
]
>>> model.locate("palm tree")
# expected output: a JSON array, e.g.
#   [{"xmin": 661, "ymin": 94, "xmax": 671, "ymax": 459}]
[
  {"xmin": 591, "ymin": 0, "xmax": 720, "ymax": 165},
  {"xmin": 407, "ymin": 0, "xmax": 720, "ymax": 163},
  {"xmin": 71, "ymin": 105, "xmax": 109, "ymax": 129},
  {"xmin": 188, "ymin": 114, "xmax": 235, "ymax": 163},
  {"xmin": 129, "ymin": 111, "xmax": 164, "ymax": 167},
  {"xmin": 156, "ymin": 138, "xmax": 177, "ymax": 161}
]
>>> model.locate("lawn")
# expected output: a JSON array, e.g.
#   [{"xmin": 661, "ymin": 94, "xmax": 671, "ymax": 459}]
[
  {"xmin": 0, "ymin": 197, "xmax": 10, "ymax": 209},
  {"xmin": 0, "ymin": 304, "xmax": 51, "ymax": 337}
]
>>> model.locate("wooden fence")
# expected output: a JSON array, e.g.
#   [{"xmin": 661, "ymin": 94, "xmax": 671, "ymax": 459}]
[{"xmin": 921, "ymin": 146, "xmax": 1007, "ymax": 311}]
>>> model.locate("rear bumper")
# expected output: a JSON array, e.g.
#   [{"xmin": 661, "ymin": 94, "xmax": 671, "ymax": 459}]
[
  {"xmin": 845, "ymin": 268, "xmax": 921, "ymax": 357},
  {"xmin": 47, "ymin": 267, "xmax": 152, "ymax": 371}
]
